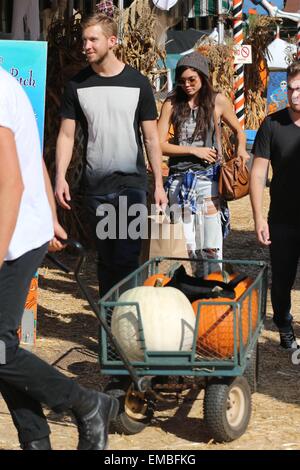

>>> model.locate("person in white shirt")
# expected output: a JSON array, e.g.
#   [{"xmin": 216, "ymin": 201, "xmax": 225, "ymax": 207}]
[{"xmin": 0, "ymin": 66, "xmax": 118, "ymax": 450}]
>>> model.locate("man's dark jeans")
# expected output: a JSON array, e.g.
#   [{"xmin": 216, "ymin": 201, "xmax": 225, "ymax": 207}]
[
  {"xmin": 0, "ymin": 244, "xmax": 80, "ymax": 444},
  {"xmin": 85, "ymin": 187, "xmax": 147, "ymax": 297},
  {"xmin": 269, "ymin": 223, "xmax": 300, "ymax": 331}
]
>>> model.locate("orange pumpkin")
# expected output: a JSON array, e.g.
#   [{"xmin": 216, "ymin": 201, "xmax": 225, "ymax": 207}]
[
  {"xmin": 143, "ymin": 274, "xmax": 171, "ymax": 287},
  {"xmin": 192, "ymin": 272, "xmax": 259, "ymax": 358}
]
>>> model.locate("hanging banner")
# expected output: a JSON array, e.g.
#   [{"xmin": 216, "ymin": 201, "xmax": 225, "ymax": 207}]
[
  {"xmin": 267, "ymin": 71, "xmax": 288, "ymax": 114},
  {"xmin": 0, "ymin": 40, "xmax": 48, "ymax": 150}
]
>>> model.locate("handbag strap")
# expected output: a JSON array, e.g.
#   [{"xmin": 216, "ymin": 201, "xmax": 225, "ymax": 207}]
[{"xmin": 212, "ymin": 109, "xmax": 223, "ymax": 163}]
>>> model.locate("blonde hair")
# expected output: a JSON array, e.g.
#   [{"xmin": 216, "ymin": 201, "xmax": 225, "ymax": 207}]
[{"xmin": 81, "ymin": 13, "xmax": 117, "ymax": 38}]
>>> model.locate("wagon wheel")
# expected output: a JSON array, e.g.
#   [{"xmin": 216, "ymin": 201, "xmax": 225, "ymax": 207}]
[
  {"xmin": 203, "ymin": 376, "xmax": 252, "ymax": 442},
  {"xmin": 243, "ymin": 343, "xmax": 259, "ymax": 394},
  {"xmin": 104, "ymin": 377, "xmax": 154, "ymax": 435}
]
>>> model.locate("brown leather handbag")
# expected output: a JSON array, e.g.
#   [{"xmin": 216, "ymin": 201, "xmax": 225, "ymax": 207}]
[
  {"xmin": 212, "ymin": 110, "xmax": 249, "ymax": 201},
  {"xmin": 218, "ymin": 155, "xmax": 249, "ymax": 201}
]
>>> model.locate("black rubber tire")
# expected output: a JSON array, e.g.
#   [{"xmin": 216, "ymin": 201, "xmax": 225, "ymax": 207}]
[
  {"xmin": 203, "ymin": 376, "xmax": 252, "ymax": 442},
  {"xmin": 104, "ymin": 377, "xmax": 154, "ymax": 435},
  {"xmin": 243, "ymin": 343, "xmax": 259, "ymax": 394},
  {"xmin": 110, "ymin": 406, "xmax": 152, "ymax": 435}
]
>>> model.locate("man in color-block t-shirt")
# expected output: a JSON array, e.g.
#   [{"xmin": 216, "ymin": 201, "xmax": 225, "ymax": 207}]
[{"xmin": 55, "ymin": 12, "xmax": 167, "ymax": 296}]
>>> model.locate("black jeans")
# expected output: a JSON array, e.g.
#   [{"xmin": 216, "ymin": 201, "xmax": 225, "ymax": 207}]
[
  {"xmin": 269, "ymin": 223, "xmax": 300, "ymax": 331},
  {"xmin": 85, "ymin": 187, "xmax": 147, "ymax": 297},
  {"xmin": 0, "ymin": 244, "xmax": 80, "ymax": 444}
]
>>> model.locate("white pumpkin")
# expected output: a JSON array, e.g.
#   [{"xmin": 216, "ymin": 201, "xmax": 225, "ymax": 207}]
[{"xmin": 111, "ymin": 286, "xmax": 195, "ymax": 362}]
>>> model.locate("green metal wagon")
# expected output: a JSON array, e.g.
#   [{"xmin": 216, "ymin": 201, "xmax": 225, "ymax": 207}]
[{"xmin": 52, "ymin": 247, "xmax": 268, "ymax": 443}]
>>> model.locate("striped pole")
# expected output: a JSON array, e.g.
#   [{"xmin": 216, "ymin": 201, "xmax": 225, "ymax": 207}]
[{"xmin": 233, "ymin": 0, "xmax": 245, "ymax": 129}]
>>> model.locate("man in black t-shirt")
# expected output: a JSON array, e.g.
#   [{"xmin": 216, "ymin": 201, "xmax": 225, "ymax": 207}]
[
  {"xmin": 250, "ymin": 61, "xmax": 300, "ymax": 350},
  {"xmin": 55, "ymin": 13, "xmax": 167, "ymax": 296}
]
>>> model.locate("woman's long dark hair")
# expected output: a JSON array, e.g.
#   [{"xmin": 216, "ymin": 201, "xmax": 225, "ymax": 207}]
[{"xmin": 170, "ymin": 66, "xmax": 216, "ymax": 144}]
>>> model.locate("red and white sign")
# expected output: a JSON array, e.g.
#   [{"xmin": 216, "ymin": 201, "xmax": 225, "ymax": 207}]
[{"xmin": 234, "ymin": 45, "xmax": 252, "ymax": 64}]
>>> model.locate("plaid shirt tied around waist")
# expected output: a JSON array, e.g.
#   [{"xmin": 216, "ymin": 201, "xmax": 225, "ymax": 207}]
[
  {"xmin": 164, "ymin": 163, "xmax": 230, "ymax": 238},
  {"xmin": 165, "ymin": 164, "xmax": 220, "ymax": 214}
]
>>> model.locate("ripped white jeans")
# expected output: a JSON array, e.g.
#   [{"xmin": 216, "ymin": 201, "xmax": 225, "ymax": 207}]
[{"xmin": 168, "ymin": 174, "xmax": 223, "ymax": 269}]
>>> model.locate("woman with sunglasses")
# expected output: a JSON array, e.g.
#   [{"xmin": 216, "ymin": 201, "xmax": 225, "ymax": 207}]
[{"xmin": 158, "ymin": 51, "xmax": 249, "ymax": 273}]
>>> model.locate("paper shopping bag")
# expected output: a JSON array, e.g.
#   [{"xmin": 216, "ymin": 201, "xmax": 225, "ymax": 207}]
[{"xmin": 148, "ymin": 215, "xmax": 189, "ymax": 259}]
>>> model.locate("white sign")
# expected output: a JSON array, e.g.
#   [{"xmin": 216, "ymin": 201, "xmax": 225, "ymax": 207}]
[{"xmin": 234, "ymin": 45, "xmax": 252, "ymax": 64}]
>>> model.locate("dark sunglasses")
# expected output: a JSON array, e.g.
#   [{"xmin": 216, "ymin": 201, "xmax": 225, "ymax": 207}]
[{"xmin": 177, "ymin": 77, "xmax": 199, "ymax": 86}]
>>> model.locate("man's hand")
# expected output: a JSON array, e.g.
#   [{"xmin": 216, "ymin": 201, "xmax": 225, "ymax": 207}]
[
  {"xmin": 55, "ymin": 177, "xmax": 71, "ymax": 210},
  {"xmin": 48, "ymin": 220, "xmax": 68, "ymax": 252},
  {"xmin": 154, "ymin": 186, "xmax": 168, "ymax": 212},
  {"xmin": 255, "ymin": 218, "xmax": 271, "ymax": 246}
]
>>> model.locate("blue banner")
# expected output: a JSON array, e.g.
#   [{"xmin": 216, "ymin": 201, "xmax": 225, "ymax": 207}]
[
  {"xmin": 267, "ymin": 71, "xmax": 288, "ymax": 115},
  {"xmin": 0, "ymin": 40, "xmax": 48, "ymax": 151}
]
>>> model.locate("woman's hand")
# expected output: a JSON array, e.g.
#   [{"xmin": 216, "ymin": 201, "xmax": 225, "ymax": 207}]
[
  {"xmin": 191, "ymin": 147, "xmax": 217, "ymax": 164},
  {"xmin": 237, "ymin": 148, "xmax": 250, "ymax": 163}
]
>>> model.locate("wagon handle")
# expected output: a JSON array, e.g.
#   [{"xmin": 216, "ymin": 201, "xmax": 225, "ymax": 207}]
[
  {"xmin": 46, "ymin": 239, "xmax": 144, "ymax": 391},
  {"xmin": 46, "ymin": 239, "xmax": 84, "ymax": 274}
]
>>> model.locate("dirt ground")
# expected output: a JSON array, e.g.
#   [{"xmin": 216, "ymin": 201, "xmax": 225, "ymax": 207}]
[{"xmin": 1, "ymin": 190, "xmax": 300, "ymax": 451}]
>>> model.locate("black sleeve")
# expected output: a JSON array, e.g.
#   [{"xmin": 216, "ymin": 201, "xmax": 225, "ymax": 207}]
[
  {"xmin": 252, "ymin": 117, "xmax": 272, "ymax": 160},
  {"xmin": 138, "ymin": 77, "xmax": 158, "ymax": 122},
  {"xmin": 60, "ymin": 81, "xmax": 81, "ymax": 121}
]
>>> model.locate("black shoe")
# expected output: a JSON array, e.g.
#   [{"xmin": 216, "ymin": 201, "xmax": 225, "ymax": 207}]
[
  {"xmin": 72, "ymin": 388, "xmax": 119, "ymax": 450},
  {"xmin": 279, "ymin": 326, "xmax": 299, "ymax": 350},
  {"xmin": 21, "ymin": 436, "xmax": 52, "ymax": 450}
]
